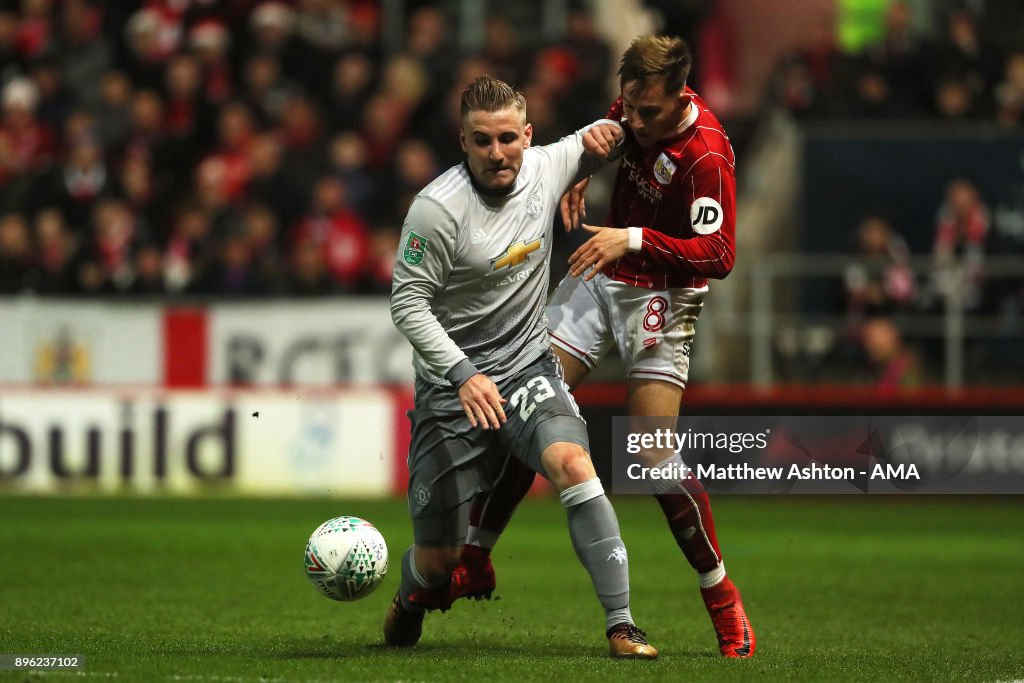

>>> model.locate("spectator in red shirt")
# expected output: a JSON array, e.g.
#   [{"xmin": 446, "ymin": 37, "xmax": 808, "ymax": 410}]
[
  {"xmin": 202, "ymin": 102, "xmax": 256, "ymax": 205},
  {"xmin": 0, "ymin": 77, "xmax": 56, "ymax": 211},
  {"xmin": 15, "ymin": 0, "xmax": 54, "ymax": 62},
  {"xmin": 290, "ymin": 175, "xmax": 370, "ymax": 292}
]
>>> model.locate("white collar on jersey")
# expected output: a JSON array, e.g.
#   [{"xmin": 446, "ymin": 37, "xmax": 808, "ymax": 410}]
[{"xmin": 673, "ymin": 101, "xmax": 700, "ymax": 136}]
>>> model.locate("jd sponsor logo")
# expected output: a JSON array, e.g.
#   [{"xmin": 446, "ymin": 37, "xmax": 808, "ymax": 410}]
[{"xmin": 690, "ymin": 197, "xmax": 723, "ymax": 235}]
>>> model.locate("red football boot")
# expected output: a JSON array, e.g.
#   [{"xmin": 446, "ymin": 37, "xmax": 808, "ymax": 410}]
[
  {"xmin": 448, "ymin": 544, "xmax": 496, "ymax": 603},
  {"xmin": 406, "ymin": 582, "xmax": 453, "ymax": 612},
  {"xmin": 701, "ymin": 577, "xmax": 756, "ymax": 658}
]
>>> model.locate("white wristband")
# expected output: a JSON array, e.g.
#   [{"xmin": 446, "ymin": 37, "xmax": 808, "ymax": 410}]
[{"xmin": 627, "ymin": 227, "xmax": 643, "ymax": 252}]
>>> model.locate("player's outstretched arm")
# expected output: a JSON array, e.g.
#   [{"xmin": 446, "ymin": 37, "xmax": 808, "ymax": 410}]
[
  {"xmin": 568, "ymin": 224, "xmax": 630, "ymax": 280},
  {"xmin": 569, "ymin": 221, "xmax": 735, "ymax": 281},
  {"xmin": 558, "ymin": 118, "xmax": 622, "ymax": 232},
  {"xmin": 571, "ymin": 163, "xmax": 737, "ymax": 280}
]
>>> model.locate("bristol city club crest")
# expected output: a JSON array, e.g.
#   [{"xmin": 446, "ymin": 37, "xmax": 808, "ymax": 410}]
[{"xmin": 653, "ymin": 153, "xmax": 676, "ymax": 185}]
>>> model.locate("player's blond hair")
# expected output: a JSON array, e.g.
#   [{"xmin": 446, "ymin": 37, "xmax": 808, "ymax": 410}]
[
  {"xmin": 459, "ymin": 75, "xmax": 526, "ymax": 122},
  {"xmin": 619, "ymin": 35, "xmax": 692, "ymax": 94}
]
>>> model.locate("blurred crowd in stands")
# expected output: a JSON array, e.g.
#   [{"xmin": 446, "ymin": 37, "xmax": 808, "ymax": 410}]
[
  {"xmin": 837, "ymin": 180, "xmax": 981, "ymax": 388},
  {"xmin": 772, "ymin": 1, "xmax": 1024, "ymax": 125},
  {"xmin": 826, "ymin": 173, "xmax": 1023, "ymax": 388},
  {"xmin": 763, "ymin": 0, "xmax": 1024, "ymax": 388},
  {"xmin": 0, "ymin": 0, "xmax": 1020, "ymax": 311},
  {"xmin": 771, "ymin": 173, "xmax": 1006, "ymax": 389},
  {"xmin": 0, "ymin": 0, "xmax": 613, "ymax": 297},
  {"xmin": 843, "ymin": 178, "xmax": 992, "ymax": 322}
]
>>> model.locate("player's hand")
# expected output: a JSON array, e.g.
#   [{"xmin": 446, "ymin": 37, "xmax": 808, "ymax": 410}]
[
  {"xmin": 559, "ymin": 177, "xmax": 590, "ymax": 232},
  {"xmin": 457, "ymin": 374, "xmax": 507, "ymax": 430},
  {"xmin": 582, "ymin": 123, "xmax": 623, "ymax": 159},
  {"xmin": 568, "ymin": 224, "xmax": 629, "ymax": 281}
]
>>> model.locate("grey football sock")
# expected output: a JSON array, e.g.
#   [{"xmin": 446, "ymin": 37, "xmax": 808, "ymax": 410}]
[
  {"xmin": 561, "ymin": 479, "xmax": 634, "ymax": 631},
  {"xmin": 398, "ymin": 545, "xmax": 443, "ymax": 612}
]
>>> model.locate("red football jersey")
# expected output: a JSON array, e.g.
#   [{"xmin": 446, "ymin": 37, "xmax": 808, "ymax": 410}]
[{"xmin": 602, "ymin": 88, "xmax": 736, "ymax": 290}]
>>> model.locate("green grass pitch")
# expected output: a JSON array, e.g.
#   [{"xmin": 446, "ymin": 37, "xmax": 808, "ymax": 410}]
[{"xmin": 1, "ymin": 495, "xmax": 1023, "ymax": 682}]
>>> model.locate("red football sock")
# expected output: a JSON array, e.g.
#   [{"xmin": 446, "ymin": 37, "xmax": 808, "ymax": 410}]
[
  {"xmin": 458, "ymin": 542, "xmax": 491, "ymax": 568},
  {"xmin": 654, "ymin": 474, "xmax": 723, "ymax": 573}
]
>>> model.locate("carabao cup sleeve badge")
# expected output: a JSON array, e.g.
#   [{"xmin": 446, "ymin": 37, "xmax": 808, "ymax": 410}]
[{"xmin": 404, "ymin": 231, "xmax": 428, "ymax": 265}]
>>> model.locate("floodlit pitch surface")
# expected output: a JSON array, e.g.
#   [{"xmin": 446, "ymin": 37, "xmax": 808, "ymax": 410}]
[{"xmin": 0, "ymin": 496, "xmax": 1022, "ymax": 682}]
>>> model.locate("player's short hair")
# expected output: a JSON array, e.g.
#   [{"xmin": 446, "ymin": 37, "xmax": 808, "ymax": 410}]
[
  {"xmin": 459, "ymin": 75, "xmax": 526, "ymax": 122},
  {"xmin": 618, "ymin": 35, "xmax": 692, "ymax": 94}
]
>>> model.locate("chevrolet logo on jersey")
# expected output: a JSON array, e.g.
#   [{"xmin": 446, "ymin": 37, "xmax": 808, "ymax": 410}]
[{"xmin": 491, "ymin": 238, "xmax": 542, "ymax": 270}]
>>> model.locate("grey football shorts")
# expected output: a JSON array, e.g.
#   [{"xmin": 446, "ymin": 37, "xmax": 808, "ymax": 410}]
[{"xmin": 405, "ymin": 350, "xmax": 589, "ymax": 547}]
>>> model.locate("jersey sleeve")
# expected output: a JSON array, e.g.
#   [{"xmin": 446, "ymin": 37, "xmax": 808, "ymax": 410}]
[
  {"xmin": 390, "ymin": 196, "xmax": 469, "ymax": 378},
  {"xmin": 633, "ymin": 163, "xmax": 736, "ymax": 279},
  {"xmin": 536, "ymin": 119, "xmax": 623, "ymax": 201}
]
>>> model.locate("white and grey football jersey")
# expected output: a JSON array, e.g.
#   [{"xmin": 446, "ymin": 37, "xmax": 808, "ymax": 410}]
[{"xmin": 391, "ymin": 129, "xmax": 606, "ymax": 386}]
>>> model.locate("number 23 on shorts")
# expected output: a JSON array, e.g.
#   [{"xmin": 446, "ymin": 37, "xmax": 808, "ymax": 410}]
[{"xmin": 509, "ymin": 376, "xmax": 556, "ymax": 420}]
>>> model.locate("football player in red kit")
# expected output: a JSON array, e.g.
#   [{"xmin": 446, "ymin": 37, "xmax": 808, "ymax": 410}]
[{"xmin": 450, "ymin": 35, "xmax": 755, "ymax": 659}]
